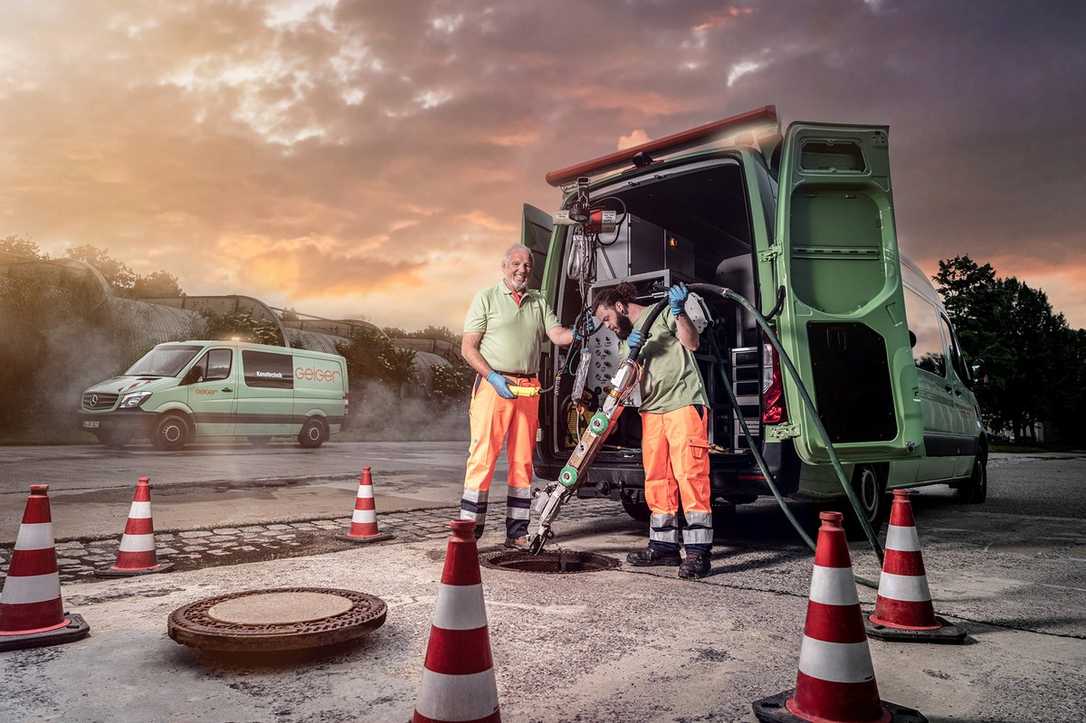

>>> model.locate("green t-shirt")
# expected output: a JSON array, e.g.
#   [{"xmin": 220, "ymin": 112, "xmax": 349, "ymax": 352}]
[
  {"xmin": 621, "ymin": 310, "xmax": 708, "ymax": 414},
  {"xmin": 463, "ymin": 281, "xmax": 561, "ymax": 374}
]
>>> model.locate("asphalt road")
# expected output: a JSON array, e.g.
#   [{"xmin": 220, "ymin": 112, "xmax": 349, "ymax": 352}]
[
  {"xmin": 0, "ymin": 441, "xmax": 477, "ymax": 541},
  {"xmin": 0, "ymin": 444, "xmax": 1084, "ymax": 720},
  {"xmin": 0, "ymin": 449, "xmax": 1083, "ymax": 722}
]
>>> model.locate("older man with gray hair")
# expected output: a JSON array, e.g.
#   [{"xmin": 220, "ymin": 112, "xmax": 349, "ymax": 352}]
[{"xmin": 459, "ymin": 244, "xmax": 577, "ymax": 547}]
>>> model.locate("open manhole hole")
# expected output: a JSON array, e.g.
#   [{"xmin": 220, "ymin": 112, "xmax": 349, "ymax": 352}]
[{"xmin": 481, "ymin": 549, "xmax": 619, "ymax": 574}]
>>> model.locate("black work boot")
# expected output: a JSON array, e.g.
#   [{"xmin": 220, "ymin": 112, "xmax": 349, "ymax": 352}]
[
  {"xmin": 678, "ymin": 551, "xmax": 711, "ymax": 579},
  {"xmin": 626, "ymin": 547, "xmax": 681, "ymax": 567}
]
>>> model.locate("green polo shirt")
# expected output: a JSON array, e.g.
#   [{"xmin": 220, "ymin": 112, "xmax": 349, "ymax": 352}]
[
  {"xmin": 621, "ymin": 310, "xmax": 708, "ymax": 414},
  {"xmin": 463, "ymin": 281, "xmax": 561, "ymax": 374}
]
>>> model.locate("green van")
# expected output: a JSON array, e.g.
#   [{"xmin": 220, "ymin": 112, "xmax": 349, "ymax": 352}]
[
  {"xmin": 527, "ymin": 106, "xmax": 987, "ymax": 531},
  {"xmin": 78, "ymin": 341, "xmax": 348, "ymax": 450}
]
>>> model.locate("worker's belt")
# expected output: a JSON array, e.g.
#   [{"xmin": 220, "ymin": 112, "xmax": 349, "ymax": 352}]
[{"xmin": 491, "ymin": 370, "xmax": 537, "ymax": 380}]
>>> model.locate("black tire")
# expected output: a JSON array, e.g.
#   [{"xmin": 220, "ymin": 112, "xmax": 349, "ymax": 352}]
[
  {"xmin": 248, "ymin": 436, "xmax": 271, "ymax": 446},
  {"xmin": 152, "ymin": 413, "xmax": 190, "ymax": 451},
  {"xmin": 843, "ymin": 464, "xmax": 889, "ymax": 540},
  {"xmin": 620, "ymin": 493, "xmax": 651, "ymax": 522},
  {"xmin": 297, "ymin": 417, "xmax": 327, "ymax": 448},
  {"xmin": 957, "ymin": 448, "xmax": 988, "ymax": 504}
]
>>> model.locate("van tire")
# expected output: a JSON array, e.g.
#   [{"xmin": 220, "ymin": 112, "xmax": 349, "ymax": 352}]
[
  {"xmin": 843, "ymin": 464, "xmax": 889, "ymax": 540},
  {"xmin": 297, "ymin": 417, "xmax": 327, "ymax": 449},
  {"xmin": 153, "ymin": 413, "xmax": 190, "ymax": 451},
  {"xmin": 620, "ymin": 493, "xmax": 651, "ymax": 522},
  {"xmin": 957, "ymin": 448, "xmax": 988, "ymax": 504}
]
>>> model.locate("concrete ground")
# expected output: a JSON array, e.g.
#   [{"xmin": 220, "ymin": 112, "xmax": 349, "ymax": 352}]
[{"xmin": 1, "ymin": 451, "xmax": 1084, "ymax": 721}]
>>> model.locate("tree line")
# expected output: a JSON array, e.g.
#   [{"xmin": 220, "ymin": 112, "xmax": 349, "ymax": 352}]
[{"xmin": 934, "ymin": 255, "xmax": 1084, "ymax": 445}]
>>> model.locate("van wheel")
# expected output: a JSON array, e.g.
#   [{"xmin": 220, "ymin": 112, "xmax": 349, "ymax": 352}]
[
  {"xmin": 957, "ymin": 449, "xmax": 988, "ymax": 504},
  {"xmin": 620, "ymin": 493, "xmax": 651, "ymax": 522},
  {"xmin": 297, "ymin": 417, "xmax": 327, "ymax": 449},
  {"xmin": 843, "ymin": 464, "xmax": 888, "ymax": 540},
  {"xmin": 153, "ymin": 414, "xmax": 190, "ymax": 451}
]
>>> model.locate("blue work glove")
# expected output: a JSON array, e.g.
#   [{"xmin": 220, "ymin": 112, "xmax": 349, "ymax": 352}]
[
  {"xmin": 668, "ymin": 282, "xmax": 689, "ymax": 317},
  {"xmin": 486, "ymin": 371, "xmax": 515, "ymax": 399},
  {"xmin": 626, "ymin": 329, "xmax": 644, "ymax": 355},
  {"xmin": 573, "ymin": 311, "xmax": 598, "ymax": 341}
]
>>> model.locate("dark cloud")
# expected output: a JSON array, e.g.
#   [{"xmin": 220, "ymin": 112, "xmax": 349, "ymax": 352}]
[{"xmin": 0, "ymin": 0, "xmax": 1083, "ymax": 327}]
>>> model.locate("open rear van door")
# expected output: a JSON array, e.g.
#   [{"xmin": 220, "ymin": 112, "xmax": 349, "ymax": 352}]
[
  {"xmin": 772, "ymin": 122, "xmax": 923, "ymax": 464},
  {"xmin": 522, "ymin": 203, "xmax": 553, "ymax": 291}
]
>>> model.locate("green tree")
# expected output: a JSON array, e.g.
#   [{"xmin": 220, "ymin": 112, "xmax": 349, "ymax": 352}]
[
  {"xmin": 131, "ymin": 270, "xmax": 183, "ymax": 298},
  {"xmin": 934, "ymin": 255, "xmax": 1081, "ymax": 443},
  {"xmin": 0, "ymin": 235, "xmax": 45, "ymax": 259},
  {"xmin": 336, "ymin": 327, "xmax": 416, "ymax": 393},
  {"xmin": 202, "ymin": 310, "xmax": 283, "ymax": 346},
  {"xmin": 66, "ymin": 244, "xmax": 136, "ymax": 293}
]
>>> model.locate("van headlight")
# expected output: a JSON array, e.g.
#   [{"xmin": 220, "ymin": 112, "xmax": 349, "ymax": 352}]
[{"xmin": 118, "ymin": 391, "xmax": 152, "ymax": 409}]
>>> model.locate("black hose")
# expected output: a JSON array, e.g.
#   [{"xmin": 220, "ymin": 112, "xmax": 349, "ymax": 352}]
[{"xmin": 685, "ymin": 284, "xmax": 885, "ymax": 568}]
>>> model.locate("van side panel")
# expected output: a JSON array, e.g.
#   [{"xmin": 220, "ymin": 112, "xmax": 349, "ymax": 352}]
[
  {"xmin": 237, "ymin": 348, "xmax": 298, "ymax": 436},
  {"xmin": 292, "ymin": 354, "xmax": 347, "ymax": 433}
]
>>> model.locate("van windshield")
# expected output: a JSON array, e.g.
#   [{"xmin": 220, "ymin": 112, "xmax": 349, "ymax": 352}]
[{"xmin": 125, "ymin": 345, "xmax": 203, "ymax": 377}]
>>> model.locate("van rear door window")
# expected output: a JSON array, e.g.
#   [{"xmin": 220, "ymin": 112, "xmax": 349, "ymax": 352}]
[
  {"xmin": 242, "ymin": 350, "xmax": 294, "ymax": 389},
  {"xmin": 904, "ymin": 288, "xmax": 946, "ymax": 376},
  {"xmin": 939, "ymin": 316, "xmax": 970, "ymax": 383}
]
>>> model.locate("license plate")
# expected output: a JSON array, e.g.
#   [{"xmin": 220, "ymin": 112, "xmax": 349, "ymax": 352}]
[{"xmin": 82, "ymin": 420, "xmax": 100, "ymax": 429}]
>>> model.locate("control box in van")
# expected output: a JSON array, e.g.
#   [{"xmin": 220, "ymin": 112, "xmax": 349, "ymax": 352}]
[{"xmin": 78, "ymin": 341, "xmax": 348, "ymax": 450}]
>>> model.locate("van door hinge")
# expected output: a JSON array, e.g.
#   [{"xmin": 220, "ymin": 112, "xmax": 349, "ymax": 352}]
[
  {"xmin": 759, "ymin": 247, "xmax": 782, "ymax": 264},
  {"xmin": 764, "ymin": 423, "xmax": 799, "ymax": 441}
]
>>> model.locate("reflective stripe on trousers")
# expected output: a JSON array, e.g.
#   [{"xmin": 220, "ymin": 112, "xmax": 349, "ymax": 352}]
[
  {"xmin": 641, "ymin": 405, "xmax": 713, "ymax": 552},
  {"xmin": 461, "ymin": 374, "xmax": 539, "ymax": 539}
]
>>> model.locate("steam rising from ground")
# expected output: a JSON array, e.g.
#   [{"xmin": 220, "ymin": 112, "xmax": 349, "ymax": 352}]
[{"xmin": 336, "ymin": 381, "xmax": 468, "ymax": 443}]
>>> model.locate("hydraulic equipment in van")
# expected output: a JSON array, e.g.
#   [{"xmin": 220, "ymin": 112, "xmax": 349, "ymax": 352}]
[{"xmin": 528, "ymin": 282, "xmax": 887, "ymax": 570}]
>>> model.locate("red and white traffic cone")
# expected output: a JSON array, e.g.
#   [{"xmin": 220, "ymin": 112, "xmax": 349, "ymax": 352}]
[
  {"xmin": 0, "ymin": 484, "xmax": 90, "ymax": 651},
  {"xmin": 752, "ymin": 511, "xmax": 927, "ymax": 723},
  {"xmin": 411, "ymin": 519, "xmax": 500, "ymax": 723},
  {"xmin": 97, "ymin": 476, "xmax": 173, "ymax": 577},
  {"xmin": 342, "ymin": 467, "xmax": 393, "ymax": 543},
  {"xmin": 865, "ymin": 490, "xmax": 965, "ymax": 643}
]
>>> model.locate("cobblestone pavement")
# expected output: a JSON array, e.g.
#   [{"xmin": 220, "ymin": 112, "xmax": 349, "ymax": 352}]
[{"xmin": 0, "ymin": 498, "xmax": 623, "ymax": 584}]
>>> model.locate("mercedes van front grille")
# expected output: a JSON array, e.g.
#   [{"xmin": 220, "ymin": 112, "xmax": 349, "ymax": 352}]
[{"xmin": 82, "ymin": 393, "xmax": 118, "ymax": 411}]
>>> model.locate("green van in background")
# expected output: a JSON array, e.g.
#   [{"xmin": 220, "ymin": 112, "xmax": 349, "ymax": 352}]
[{"xmin": 78, "ymin": 341, "xmax": 348, "ymax": 450}]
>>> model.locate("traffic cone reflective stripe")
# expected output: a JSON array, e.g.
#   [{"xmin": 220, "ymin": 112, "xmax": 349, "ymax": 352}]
[
  {"xmin": 1, "ymin": 485, "xmax": 65, "ymax": 635},
  {"xmin": 752, "ymin": 511, "xmax": 927, "ymax": 723},
  {"xmin": 412, "ymin": 519, "xmax": 500, "ymax": 723},
  {"xmin": 99, "ymin": 476, "xmax": 173, "ymax": 576},
  {"xmin": 0, "ymin": 485, "xmax": 89, "ymax": 650},
  {"xmin": 344, "ymin": 467, "xmax": 392, "ymax": 543},
  {"xmin": 790, "ymin": 512, "xmax": 884, "ymax": 723},
  {"xmin": 866, "ymin": 491, "xmax": 965, "ymax": 643}
]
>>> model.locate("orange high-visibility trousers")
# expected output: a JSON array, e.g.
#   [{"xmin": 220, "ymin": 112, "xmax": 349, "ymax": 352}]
[
  {"xmin": 641, "ymin": 405, "xmax": 713, "ymax": 552},
  {"xmin": 460, "ymin": 374, "xmax": 539, "ymax": 539}
]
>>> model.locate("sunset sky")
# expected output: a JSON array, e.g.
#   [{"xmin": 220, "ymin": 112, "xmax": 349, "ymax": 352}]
[{"xmin": 1, "ymin": 0, "xmax": 1083, "ymax": 330}]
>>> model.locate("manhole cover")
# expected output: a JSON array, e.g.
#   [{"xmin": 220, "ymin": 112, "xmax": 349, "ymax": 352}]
[
  {"xmin": 481, "ymin": 549, "xmax": 619, "ymax": 574},
  {"xmin": 168, "ymin": 587, "xmax": 386, "ymax": 652}
]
